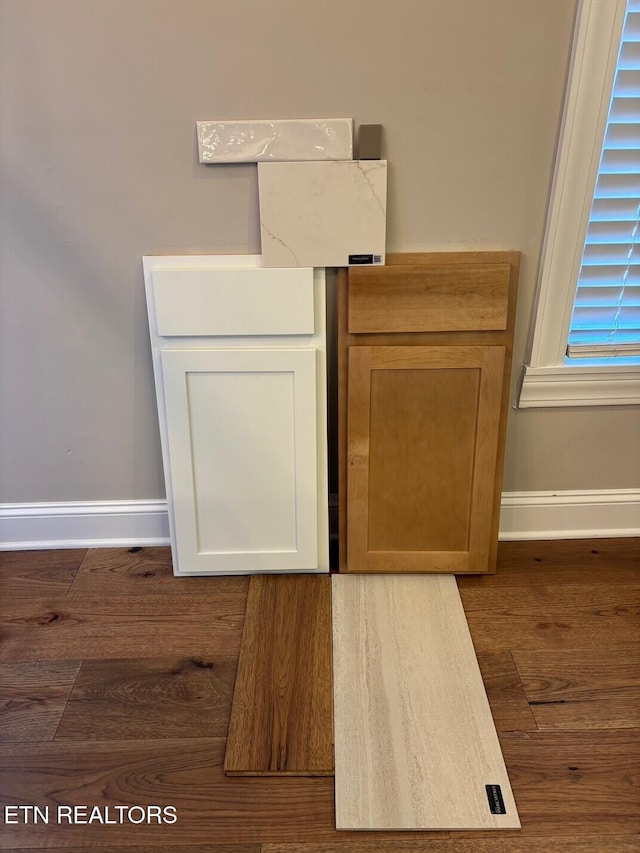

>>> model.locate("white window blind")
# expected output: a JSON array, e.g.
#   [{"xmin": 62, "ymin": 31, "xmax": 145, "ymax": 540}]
[{"xmin": 567, "ymin": 0, "xmax": 640, "ymax": 358}]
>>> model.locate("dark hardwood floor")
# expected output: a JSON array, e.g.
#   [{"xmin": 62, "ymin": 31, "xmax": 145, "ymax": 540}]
[{"xmin": 0, "ymin": 539, "xmax": 639, "ymax": 851}]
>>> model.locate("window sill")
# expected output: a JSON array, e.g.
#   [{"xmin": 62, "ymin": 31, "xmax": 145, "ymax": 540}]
[{"xmin": 518, "ymin": 364, "xmax": 640, "ymax": 408}]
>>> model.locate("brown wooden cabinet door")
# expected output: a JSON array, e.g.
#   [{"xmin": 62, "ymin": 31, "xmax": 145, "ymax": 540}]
[{"xmin": 346, "ymin": 345, "xmax": 505, "ymax": 573}]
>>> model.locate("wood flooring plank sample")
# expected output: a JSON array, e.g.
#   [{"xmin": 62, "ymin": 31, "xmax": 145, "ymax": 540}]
[
  {"xmin": 224, "ymin": 574, "xmax": 333, "ymax": 776},
  {"xmin": 332, "ymin": 574, "xmax": 520, "ymax": 830}
]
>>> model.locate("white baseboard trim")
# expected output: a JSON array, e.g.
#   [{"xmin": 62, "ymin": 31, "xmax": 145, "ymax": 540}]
[
  {"xmin": 0, "ymin": 500, "xmax": 170, "ymax": 550},
  {"xmin": 0, "ymin": 491, "xmax": 638, "ymax": 551},
  {"xmin": 499, "ymin": 489, "xmax": 640, "ymax": 540}
]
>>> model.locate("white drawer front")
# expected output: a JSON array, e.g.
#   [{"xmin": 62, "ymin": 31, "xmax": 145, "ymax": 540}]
[{"xmin": 152, "ymin": 267, "xmax": 314, "ymax": 337}]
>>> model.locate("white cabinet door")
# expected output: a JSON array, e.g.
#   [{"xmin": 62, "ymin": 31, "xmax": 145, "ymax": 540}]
[
  {"xmin": 144, "ymin": 256, "xmax": 329, "ymax": 576},
  {"xmin": 162, "ymin": 347, "xmax": 320, "ymax": 574}
]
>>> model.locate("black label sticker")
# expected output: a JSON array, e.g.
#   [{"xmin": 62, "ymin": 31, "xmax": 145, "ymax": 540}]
[
  {"xmin": 485, "ymin": 784, "xmax": 506, "ymax": 815},
  {"xmin": 349, "ymin": 254, "xmax": 374, "ymax": 265}
]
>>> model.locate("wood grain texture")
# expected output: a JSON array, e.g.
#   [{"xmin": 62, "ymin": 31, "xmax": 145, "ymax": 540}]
[
  {"xmin": 224, "ymin": 575, "xmax": 333, "ymax": 776},
  {"xmin": 0, "ymin": 660, "xmax": 81, "ymax": 742},
  {"xmin": 0, "ymin": 549, "xmax": 86, "ymax": 597},
  {"xmin": 70, "ymin": 547, "xmax": 304, "ymax": 596},
  {"xmin": 332, "ymin": 574, "xmax": 520, "ymax": 830},
  {"xmin": 1, "ymin": 849, "xmax": 261, "ymax": 853},
  {"xmin": 476, "ymin": 652, "xmax": 537, "ymax": 733},
  {"xmin": 337, "ymin": 268, "xmax": 351, "ymax": 572},
  {"xmin": 459, "ymin": 580, "xmax": 640, "ymax": 613},
  {"xmin": 67, "ymin": 547, "xmax": 198, "ymax": 595},
  {"xmin": 264, "ymin": 838, "xmax": 640, "ymax": 853},
  {"xmin": 487, "ymin": 538, "xmax": 640, "ymax": 584},
  {"xmin": 0, "ymin": 738, "xmax": 447, "ymax": 847},
  {"xmin": 514, "ymin": 648, "xmax": 640, "ymax": 730},
  {"xmin": 462, "ymin": 545, "xmax": 640, "ymax": 656},
  {"xmin": 0, "ymin": 592, "xmax": 246, "ymax": 662},
  {"xmin": 338, "ymin": 252, "xmax": 519, "ymax": 575},
  {"xmin": 348, "ymin": 262, "xmax": 510, "ymax": 333},
  {"xmin": 2, "ymin": 539, "xmax": 639, "ymax": 848},
  {"xmin": 493, "ymin": 730, "xmax": 640, "ymax": 836},
  {"xmin": 344, "ymin": 345, "xmax": 370, "ymax": 572},
  {"xmin": 346, "ymin": 345, "xmax": 504, "ymax": 573},
  {"xmin": 55, "ymin": 656, "xmax": 237, "ymax": 740},
  {"xmin": 464, "ymin": 595, "xmax": 640, "ymax": 652},
  {"xmin": 467, "ymin": 346, "xmax": 504, "ymax": 569},
  {"xmin": 367, "ymin": 365, "xmax": 478, "ymax": 552},
  {"xmin": 385, "ymin": 250, "xmax": 522, "ymax": 267}
]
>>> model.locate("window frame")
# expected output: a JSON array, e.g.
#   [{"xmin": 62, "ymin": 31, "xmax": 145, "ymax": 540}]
[{"xmin": 519, "ymin": 0, "xmax": 640, "ymax": 408}]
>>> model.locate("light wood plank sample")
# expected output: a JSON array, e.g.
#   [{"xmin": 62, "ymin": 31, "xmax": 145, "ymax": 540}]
[
  {"xmin": 224, "ymin": 574, "xmax": 333, "ymax": 776},
  {"xmin": 332, "ymin": 574, "xmax": 520, "ymax": 830}
]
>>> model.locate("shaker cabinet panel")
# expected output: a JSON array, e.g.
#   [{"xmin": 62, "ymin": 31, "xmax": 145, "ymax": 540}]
[
  {"xmin": 347, "ymin": 345, "xmax": 505, "ymax": 573},
  {"xmin": 144, "ymin": 256, "xmax": 329, "ymax": 576},
  {"xmin": 339, "ymin": 252, "xmax": 519, "ymax": 574},
  {"xmin": 162, "ymin": 348, "xmax": 319, "ymax": 574}
]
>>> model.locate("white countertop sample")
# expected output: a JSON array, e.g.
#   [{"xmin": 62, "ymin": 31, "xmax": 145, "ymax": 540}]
[{"xmin": 258, "ymin": 159, "xmax": 387, "ymax": 268}]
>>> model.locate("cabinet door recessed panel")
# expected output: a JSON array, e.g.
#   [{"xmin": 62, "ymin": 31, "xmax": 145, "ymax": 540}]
[
  {"xmin": 187, "ymin": 370, "xmax": 297, "ymax": 554},
  {"xmin": 162, "ymin": 348, "xmax": 319, "ymax": 574},
  {"xmin": 368, "ymin": 367, "xmax": 479, "ymax": 553}
]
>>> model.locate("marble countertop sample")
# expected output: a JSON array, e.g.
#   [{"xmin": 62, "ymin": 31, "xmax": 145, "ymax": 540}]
[
  {"xmin": 258, "ymin": 160, "xmax": 387, "ymax": 268},
  {"xmin": 197, "ymin": 118, "xmax": 353, "ymax": 163}
]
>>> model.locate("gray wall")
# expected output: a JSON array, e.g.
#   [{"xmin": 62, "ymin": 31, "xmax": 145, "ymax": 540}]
[{"xmin": 1, "ymin": 0, "xmax": 637, "ymax": 503}]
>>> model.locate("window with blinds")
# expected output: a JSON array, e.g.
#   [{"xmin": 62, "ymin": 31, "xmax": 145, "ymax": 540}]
[{"xmin": 567, "ymin": 0, "xmax": 640, "ymax": 358}]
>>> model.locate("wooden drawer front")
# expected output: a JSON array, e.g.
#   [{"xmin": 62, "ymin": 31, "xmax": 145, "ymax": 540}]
[
  {"xmin": 348, "ymin": 263, "xmax": 510, "ymax": 333},
  {"xmin": 152, "ymin": 267, "xmax": 314, "ymax": 337}
]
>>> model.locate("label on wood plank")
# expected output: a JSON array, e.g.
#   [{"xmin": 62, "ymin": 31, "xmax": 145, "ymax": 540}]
[
  {"xmin": 485, "ymin": 784, "xmax": 506, "ymax": 814},
  {"xmin": 348, "ymin": 253, "xmax": 383, "ymax": 265}
]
